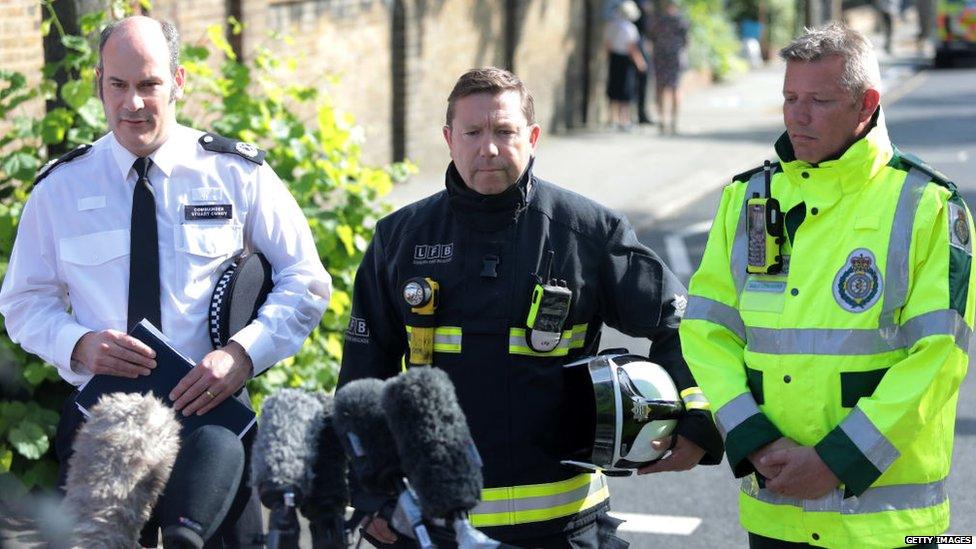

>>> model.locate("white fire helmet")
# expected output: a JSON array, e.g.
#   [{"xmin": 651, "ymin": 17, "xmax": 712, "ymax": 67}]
[{"xmin": 560, "ymin": 352, "xmax": 684, "ymax": 475}]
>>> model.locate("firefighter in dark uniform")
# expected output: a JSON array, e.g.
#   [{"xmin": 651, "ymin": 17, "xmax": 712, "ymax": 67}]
[{"xmin": 338, "ymin": 67, "xmax": 723, "ymax": 547}]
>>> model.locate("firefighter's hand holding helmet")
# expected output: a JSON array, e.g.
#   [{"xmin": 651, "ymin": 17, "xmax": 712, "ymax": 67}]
[{"xmin": 636, "ymin": 435, "xmax": 706, "ymax": 474}]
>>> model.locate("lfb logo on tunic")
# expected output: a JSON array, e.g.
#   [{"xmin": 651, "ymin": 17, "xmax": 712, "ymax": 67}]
[
  {"xmin": 832, "ymin": 248, "xmax": 883, "ymax": 313},
  {"xmin": 345, "ymin": 315, "xmax": 370, "ymax": 343},
  {"xmin": 413, "ymin": 243, "xmax": 454, "ymax": 264}
]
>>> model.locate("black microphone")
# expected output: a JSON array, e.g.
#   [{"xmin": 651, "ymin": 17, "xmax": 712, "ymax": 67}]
[
  {"xmin": 333, "ymin": 378, "xmax": 433, "ymax": 548},
  {"xmin": 382, "ymin": 366, "xmax": 482, "ymax": 518},
  {"xmin": 301, "ymin": 392, "xmax": 350, "ymax": 549},
  {"xmin": 62, "ymin": 392, "xmax": 181, "ymax": 547},
  {"xmin": 160, "ymin": 425, "xmax": 245, "ymax": 548},
  {"xmin": 384, "ymin": 366, "xmax": 510, "ymax": 548},
  {"xmin": 252, "ymin": 388, "xmax": 326, "ymax": 549}
]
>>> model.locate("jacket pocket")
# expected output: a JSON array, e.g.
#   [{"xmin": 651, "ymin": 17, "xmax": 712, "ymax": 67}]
[
  {"xmin": 840, "ymin": 368, "xmax": 889, "ymax": 408},
  {"xmin": 746, "ymin": 366, "xmax": 764, "ymax": 405}
]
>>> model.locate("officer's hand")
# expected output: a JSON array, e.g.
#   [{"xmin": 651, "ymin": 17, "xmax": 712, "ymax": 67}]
[
  {"xmin": 170, "ymin": 341, "xmax": 253, "ymax": 416},
  {"xmin": 763, "ymin": 447, "xmax": 839, "ymax": 499},
  {"xmin": 637, "ymin": 435, "xmax": 705, "ymax": 474},
  {"xmin": 71, "ymin": 330, "xmax": 156, "ymax": 378},
  {"xmin": 362, "ymin": 515, "xmax": 398, "ymax": 544},
  {"xmin": 748, "ymin": 437, "xmax": 799, "ymax": 480}
]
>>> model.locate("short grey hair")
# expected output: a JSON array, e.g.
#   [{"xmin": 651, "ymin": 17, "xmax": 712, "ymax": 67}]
[
  {"xmin": 779, "ymin": 22, "xmax": 881, "ymax": 100},
  {"xmin": 97, "ymin": 17, "xmax": 181, "ymax": 75}
]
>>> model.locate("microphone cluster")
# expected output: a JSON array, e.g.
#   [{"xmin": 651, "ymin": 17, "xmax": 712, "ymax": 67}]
[{"xmin": 253, "ymin": 366, "xmax": 505, "ymax": 548}]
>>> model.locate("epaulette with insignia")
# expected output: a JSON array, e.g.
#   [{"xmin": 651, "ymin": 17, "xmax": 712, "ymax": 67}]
[
  {"xmin": 732, "ymin": 161, "xmax": 780, "ymax": 185},
  {"xmin": 198, "ymin": 133, "xmax": 266, "ymax": 165},
  {"xmin": 896, "ymin": 151, "xmax": 956, "ymax": 192},
  {"xmin": 34, "ymin": 143, "xmax": 93, "ymax": 186}
]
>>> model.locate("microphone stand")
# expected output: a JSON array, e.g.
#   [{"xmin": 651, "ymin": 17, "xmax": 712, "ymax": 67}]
[{"xmin": 265, "ymin": 489, "xmax": 301, "ymax": 549}]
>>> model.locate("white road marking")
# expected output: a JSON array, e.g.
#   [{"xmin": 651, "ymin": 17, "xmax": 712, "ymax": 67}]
[
  {"xmin": 609, "ymin": 511, "xmax": 702, "ymax": 535},
  {"xmin": 664, "ymin": 220, "xmax": 713, "ymax": 279}
]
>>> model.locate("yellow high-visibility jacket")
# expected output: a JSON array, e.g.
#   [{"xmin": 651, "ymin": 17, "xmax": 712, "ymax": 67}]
[{"xmin": 681, "ymin": 109, "xmax": 974, "ymax": 547}]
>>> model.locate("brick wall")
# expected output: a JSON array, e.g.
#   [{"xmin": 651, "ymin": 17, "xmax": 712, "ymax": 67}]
[
  {"xmin": 1, "ymin": 0, "xmax": 603, "ymax": 169},
  {"xmin": 264, "ymin": 0, "xmax": 393, "ymax": 165},
  {"xmin": 400, "ymin": 0, "xmax": 507, "ymax": 172},
  {"xmin": 0, "ymin": 1, "xmax": 44, "ymax": 139}
]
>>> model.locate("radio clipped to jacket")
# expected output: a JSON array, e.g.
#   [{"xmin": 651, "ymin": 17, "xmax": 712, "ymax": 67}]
[
  {"xmin": 525, "ymin": 251, "xmax": 572, "ymax": 353},
  {"xmin": 746, "ymin": 160, "xmax": 785, "ymax": 275}
]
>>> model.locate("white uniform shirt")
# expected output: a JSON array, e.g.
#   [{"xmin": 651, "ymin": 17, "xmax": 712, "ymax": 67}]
[{"xmin": 0, "ymin": 125, "xmax": 331, "ymax": 386}]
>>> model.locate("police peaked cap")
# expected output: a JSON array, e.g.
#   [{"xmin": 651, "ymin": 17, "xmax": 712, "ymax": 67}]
[{"xmin": 209, "ymin": 252, "xmax": 274, "ymax": 349}]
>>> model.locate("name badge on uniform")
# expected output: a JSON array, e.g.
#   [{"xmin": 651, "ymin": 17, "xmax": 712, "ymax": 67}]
[{"xmin": 185, "ymin": 204, "xmax": 233, "ymax": 221}]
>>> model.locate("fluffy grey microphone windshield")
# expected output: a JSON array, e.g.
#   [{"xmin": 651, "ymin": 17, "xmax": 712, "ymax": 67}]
[
  {"xmin": 333, "ymin": 378, "xmax": 401, "ymax": 494},
  {"xmin": 63, "ymin": 392, "xmax": 181, "ymax": 548},
  {"xmin": 382, "ymin": 366, "xmax": 483, "ymax": 518},
  {"xmin": 301, "ymin": 391, "xmax": 349, "ymax": 519},
  {"xmin": 251, "ymin": 388, "xmax": 325, "ymax": 504}
]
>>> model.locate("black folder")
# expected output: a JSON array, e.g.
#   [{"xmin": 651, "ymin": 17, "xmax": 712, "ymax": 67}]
[{"xmin": 74, "ymin": 320, "xmax": 256, "ymax": 438}]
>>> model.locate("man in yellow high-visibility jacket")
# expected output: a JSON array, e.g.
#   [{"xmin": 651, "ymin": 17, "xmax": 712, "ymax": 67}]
[{"xmin": 681, "ymin": 23, "xmax": 973, "ymax": 548}]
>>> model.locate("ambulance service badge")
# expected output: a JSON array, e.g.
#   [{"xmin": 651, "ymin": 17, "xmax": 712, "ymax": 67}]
[
  {"xmin": 948, "ymin": 201, "xmax": 971, "ymax": 253},
  {"xmin": 833, "ymin": 248, "xmax": 882, "ymax": 312}
]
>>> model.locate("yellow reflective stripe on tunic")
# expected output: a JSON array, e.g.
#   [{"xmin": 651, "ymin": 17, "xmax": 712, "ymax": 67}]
[
  {"xmin": 469, "ymin": 473, "xmax": 609, "ymax": 527},
  {"xmin": 744, "ymin": 309, "xmax": 971, "ymax": 355},
  {"xmin": 686, "ymin": 295, "xmax": 746, "ymax": 341},
  {"xmin": 840, "ymin": 407, "xmax": 900, "ymax": 472},
  {"xmin": 714, "ymin": 392, "xmax": 762, "ymax": 438},
  {"xmin": 404, "ymin": 326, "xmax": 463, "ymax": 353},
  {"xmin": 680, "ymin": 387, "xmax": 711, "ymax": 411},
  {"xmin": 741, "ymin": 476, "xmax": 947, "ymax": 514},
  {"xmin": 508, "ymin": 324, "xmax": 588, "ymax": 356}
]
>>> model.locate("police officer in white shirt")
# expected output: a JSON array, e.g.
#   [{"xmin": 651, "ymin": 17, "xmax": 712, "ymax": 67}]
[{"xmin": 0, "ymin": 15, "xmax": 330, "ymax": 547}]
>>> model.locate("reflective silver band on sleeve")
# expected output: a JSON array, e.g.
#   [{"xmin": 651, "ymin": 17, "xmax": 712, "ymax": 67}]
[
  {"xmin": 685, "ymin": 295, "xmax": 747, "ymax": 341},
  {"xmin": 680, "ymin": 387, "xmax": 711, "ymax": 411},
  {"xmin": 839, "ymin": 407, "xmax": 900, "ymax": 474},
  {"xmin": 715, "ymin": 392, "xmax": 761, "ymax": 439},
  {"xmin": 900, "ymin": 309, "xmax": 972, "ymax": 351}
]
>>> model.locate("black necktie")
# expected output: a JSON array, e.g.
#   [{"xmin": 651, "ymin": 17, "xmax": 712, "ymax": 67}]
[{"xmin": 127, "ymin": 157, "xmax": 161, "ymax": 331}]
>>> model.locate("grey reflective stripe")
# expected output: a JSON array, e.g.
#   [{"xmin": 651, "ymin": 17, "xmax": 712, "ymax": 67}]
[
  {"xmin": 714, "ymin": 392, "xmax": 761, "ymax": 439},
  {"xmin": 434, "ymin": 333, "xmax": 463, "ymax": 346},
  {"xmin": 686, "ymin": 295, "xmax": 746, "ymax": 341},
  {"xmin": 682, "ymin": 392, "xmax": 710, "ymax": 410},
  {"xmin": 730, "ymin": 170, "xmax": 772, "ymax": 294},
  {"xmin": 741, "ymin": 475, "xmax": 947, "ymax": 514},
  {"xmin": 470, "ymin": 474, "xmax": 607, "ymax": 515},
  {"xmin": 880, "ymin": 168, "xmax": 929, "ymax": 329},
  {"xmin": 745, "ymin": 309, "xmax": 971, "ymax": 356},
  {"xmin": 745, "ymin": 326, "xmax": 897, "ymax": 355},
  {"xmin": 901, "ymin": 309, "xmax": 972, "ymax": 351},
  {"xmin": 840, "ymin": 407, "xmax": 900, "ymax": 473}
]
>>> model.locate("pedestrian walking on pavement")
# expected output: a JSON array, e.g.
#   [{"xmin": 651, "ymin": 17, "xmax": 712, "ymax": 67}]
[
  {"xmin": 681, "ymin": 22, "xmax": 973, "ymax": 548},
  {"xmin": 605, "ymin": 0, "xmax": 647, "ymax": 131},
  {"xmin": 874, "ymin": 0, "xmax": 900, "ymax": 52},
  {"xmin": 648, "ymin": 0, "xmax": 689, "ymax": 135},
  {"xmin": 635, "ymin": 0, "xmax": 656, "ymax": 125}
]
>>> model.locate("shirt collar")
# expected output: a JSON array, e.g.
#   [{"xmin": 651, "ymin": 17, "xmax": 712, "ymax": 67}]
[{"xmin": 108, "ymin": 123, "xmax": 185, "ymax": 182}]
